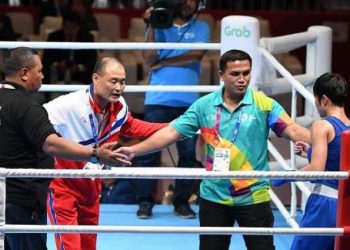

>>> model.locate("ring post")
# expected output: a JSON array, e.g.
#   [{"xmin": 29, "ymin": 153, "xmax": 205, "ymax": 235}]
[
  {"xmin": 305, "ymin": 26, "xmax": 332, "ymax": 116},
  {"xmin": 335, "ymin": 130, "xmax": 350, "ymax": 250},
  {"xmin": 220, "ymin": 16, "xmax": 260, "ymax": 89}
]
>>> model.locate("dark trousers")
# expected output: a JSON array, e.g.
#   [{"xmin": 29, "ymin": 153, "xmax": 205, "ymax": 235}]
[
  {"xmin": 199, "ymin": 198, "xmax": 275, "ymax": 250},
  {"xmin": 133, "ymin": 105, "xmax": 198, "ymax": 207},
  {"xmin": 5, "ymin": 203, "xmax": 47, "ymax": 250}
]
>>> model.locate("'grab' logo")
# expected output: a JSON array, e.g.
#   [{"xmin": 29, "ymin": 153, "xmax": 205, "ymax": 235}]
[{"xmin": 224, "ymin": 26, "xmax": 251, "ymax": 38}]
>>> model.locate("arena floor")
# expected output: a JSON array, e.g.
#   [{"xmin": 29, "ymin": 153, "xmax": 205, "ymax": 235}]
[{"xmin": 47, "ymin": 204, "xmax": 302, "ymax": 250}]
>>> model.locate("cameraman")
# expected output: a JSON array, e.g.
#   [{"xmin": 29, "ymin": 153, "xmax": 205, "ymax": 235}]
[{"xmin": 133, "ymin": 0, "xmax": 210, "ymax": 219}]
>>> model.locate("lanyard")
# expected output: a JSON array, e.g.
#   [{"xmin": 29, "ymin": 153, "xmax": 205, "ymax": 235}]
[
  {"xmin": 0, "ymin": 84, "xmax": 15, "ymax": 89},
  {"xmin": 88, "ymin": 86, "xmax": 117, "ymax": 145},
  {"xmin": 88, "ymin": 86, "xmax": 100, "ymax": 145},
  {"xmin": 89, "ymin": 110, "xmax": 113, "ymax": 146},
  {"xmin": 214, "ymin": 106, "xmax": 243, "ymax": 144},
  {"xmin": 89, "ymin": 113, "xmax": 99, "ymax": 145}
]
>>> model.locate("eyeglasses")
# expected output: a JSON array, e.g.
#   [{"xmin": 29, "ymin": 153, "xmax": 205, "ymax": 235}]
[{"xmin": 231, "ymin": 70, "xmax": 251, "ymax": 77}]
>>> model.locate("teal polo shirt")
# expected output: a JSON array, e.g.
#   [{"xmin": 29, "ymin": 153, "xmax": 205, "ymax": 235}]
[{"xmin": 171, "ymin": 87, "xmax": 293, "ymax": 206}]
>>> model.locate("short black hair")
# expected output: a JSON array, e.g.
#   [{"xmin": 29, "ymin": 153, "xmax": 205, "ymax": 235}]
[
  {"xmin": 313, "ymin": 72, "xmax": 348, "ymax": 107},
  {"xmin": 4, "ymin": 47, "xmax": 38, "ymax": 77},
  {"xmin": 219, "ymin": 49, "xmax": 252, "ymax": 72}
]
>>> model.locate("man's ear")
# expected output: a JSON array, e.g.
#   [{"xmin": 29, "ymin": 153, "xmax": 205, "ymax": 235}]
[
  {"xmin": 218, "ymin": 70, "xmax": 223, "ymax": 80},
  {"xmin": 92, "ymin": 73, "xmax": 99, "ymax": 83},
  {"xmin": 20, "ymin": 68, "xmax": 28, "ymax": 81},
  {"xmin": 321, "ymin": 95, "xmax": 330, "ymax": 106}
]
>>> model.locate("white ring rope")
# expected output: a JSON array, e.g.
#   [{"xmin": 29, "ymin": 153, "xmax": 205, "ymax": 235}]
[
  {"xmin": 39, "ymin": 84, "xmax": 220, "ymax": 93},
  {"xmin": 0, "ymin": 225, "xmax": 344, "ymax": 236},
  {"xmin": 39, "ymin": 74, "xmax": 314, "ymax": 93},
  {"xmin": 0, "ymin": 168, "xmax": 347, "ymax": 180},
  {"xmin": 0, "ymin": 41, "xmax": 220, "ymax": 50}
]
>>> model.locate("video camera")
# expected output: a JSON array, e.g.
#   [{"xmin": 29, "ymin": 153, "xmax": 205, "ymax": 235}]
[{"xmin": 148, "ymin": 0, "xmax": 205, "ymax": 29}]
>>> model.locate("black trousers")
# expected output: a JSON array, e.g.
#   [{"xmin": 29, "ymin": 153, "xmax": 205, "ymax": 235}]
[
  {"xmin": 199, "ymin": 198, "xmax": 275, "ymax": 250},
  {"xmin": 5, "ymin": 203, "xmax": 47, "ymax": 250}
]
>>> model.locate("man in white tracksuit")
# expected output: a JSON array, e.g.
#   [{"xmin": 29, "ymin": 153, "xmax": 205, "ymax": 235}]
[{"xmin": 45, "ymin": 57, "xmax": 166, "ymax": 250}]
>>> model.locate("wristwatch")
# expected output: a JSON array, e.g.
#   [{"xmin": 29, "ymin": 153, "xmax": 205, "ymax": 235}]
[{"xmin": 89, "ymin": 148, "xmax": 100, "ymax": 164}]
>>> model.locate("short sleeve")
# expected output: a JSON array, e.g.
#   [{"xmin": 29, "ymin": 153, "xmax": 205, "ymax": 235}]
[
  {"xmin": 21, "ymin": 104, "xmax": 57, "ymax": 151},
  {"xmin": 268, "ymin": 100, "xmax": 294, "ymax": 137},
  {"xmin": 194, "ymin": 21, "xmax": 210, "ymax": 43},
  {"xmin": 171, "ymin": 102, "xmax": 201, "ymax": 138},
  {"xmin": 44, "ymin": 101, "xmax": 67, "ymax": 132}
]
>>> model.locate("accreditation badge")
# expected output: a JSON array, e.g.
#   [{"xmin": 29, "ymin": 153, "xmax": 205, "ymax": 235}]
[
  {"xmin": 213, "ymin": 147, "xmax": 231, "ymax": 171},
  {"xmin": 83, "ymin": 162, "xmax": 104, "ymax": 180}
]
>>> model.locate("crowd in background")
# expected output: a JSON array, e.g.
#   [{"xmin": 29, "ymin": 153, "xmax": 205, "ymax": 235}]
[{"xmin": 0, "ymin": 0, "xmax": 350, "ymax": 10}]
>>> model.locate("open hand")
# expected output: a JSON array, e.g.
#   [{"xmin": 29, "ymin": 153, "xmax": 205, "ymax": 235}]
[
  {"xmin": 115, "ymin": 146, "xmax": 135, "ymax": 161},
  {"xmin": 96, "ymin": 145, "xmax": 131, "ymax": 166}
]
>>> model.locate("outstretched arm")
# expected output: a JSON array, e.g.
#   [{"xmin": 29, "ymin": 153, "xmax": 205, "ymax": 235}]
[
  {"xmin": 282, "ymin": 122, "xmax": 311, "ymax": 144},
  {"xmin": 42, "ymin": 134, "xmax": 131, "ymax": 166},
  {"xmin": 117, "ymin": 125, "xmax": 182, "ymax": 160},
  {"xmin": 120, "ymin": 112, "xmax": 167, "ymax": 138}
]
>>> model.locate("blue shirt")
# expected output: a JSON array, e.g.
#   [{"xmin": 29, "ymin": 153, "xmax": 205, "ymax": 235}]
[{"xmin": 145, "ymin": 18, "xmax": 210, "ymax": 107}]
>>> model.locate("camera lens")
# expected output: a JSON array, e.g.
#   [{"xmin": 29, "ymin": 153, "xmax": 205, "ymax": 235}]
[{"xmin": 150, "ymin": 7, "xmax": 173, "ymax": 29}]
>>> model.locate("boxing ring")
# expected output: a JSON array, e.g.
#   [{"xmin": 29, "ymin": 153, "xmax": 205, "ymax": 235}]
[{"xmin": 1, "ymin": 15, "xmax": 350, "ymax": 250}]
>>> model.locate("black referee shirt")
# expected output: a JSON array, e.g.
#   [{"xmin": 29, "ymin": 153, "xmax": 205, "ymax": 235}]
[{"xmin": 0, "ymin": 81, "xmax": 57, "ymax": 211}]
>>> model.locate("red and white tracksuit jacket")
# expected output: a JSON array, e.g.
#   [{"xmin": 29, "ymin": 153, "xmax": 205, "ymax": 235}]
[{"xmin": 44, "ymin": 85, "xmax": 166, "ymax": 250}]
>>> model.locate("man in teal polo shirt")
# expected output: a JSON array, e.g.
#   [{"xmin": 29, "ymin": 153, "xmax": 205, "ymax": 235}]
[{"xmin": 117, "ymin": 49, "xmax": 311, "ymax": 250}]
